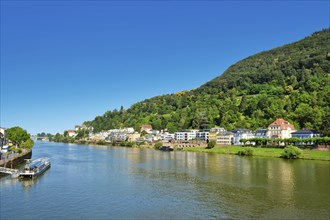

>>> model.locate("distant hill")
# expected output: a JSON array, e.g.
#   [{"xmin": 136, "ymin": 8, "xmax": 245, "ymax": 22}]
[{"xmin": 85, "ymin": 29, "xmax": 330, "ymax": 135}]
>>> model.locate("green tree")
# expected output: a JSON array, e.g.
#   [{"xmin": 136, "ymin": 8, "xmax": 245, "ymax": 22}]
[
  {"xmin": 140, "ymin": 130, "xmax": 148, "ymax": 137},
  {"xmin": 21, "ymin": 139, "xmax": 34, "ymax": 149},
  {"xmin": 154, "ymin": 142, "xmax": 163, "ymax": 149},
  {"xmin": 206, "ymin": 140, "xmax": 216, "ymax": 149},
  {"xmin": 6, "ymin": 126, "xmax": 31, "ymax": 146}
]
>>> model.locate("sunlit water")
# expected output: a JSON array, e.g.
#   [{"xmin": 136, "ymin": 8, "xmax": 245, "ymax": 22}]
[{"xmin": 1, "ymin": 142, "xmax": 329, "ymax": 219}]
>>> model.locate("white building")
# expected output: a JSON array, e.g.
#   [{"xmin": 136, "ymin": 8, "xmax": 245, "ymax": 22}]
[
  {"xmin": 217, "ymin": 131, "xmax": 234, "ymax": 145},
  {"xmin": 232, "ymin": 129, "xmax": 254, "ymax": 145},
  {"xmin": 0, "ymin": 127, "xmax": 6, "ymax": 147},
  {"xmin": 196, "ymin": 131, "xmax": 210, "ymax": 141},
  {"xmin": 267, "ymin": 118, "xmax": 296, "ymax": 139},
  {"xmin": 175, "ymin": 130, "xmax": 198, "ymax": 141}
]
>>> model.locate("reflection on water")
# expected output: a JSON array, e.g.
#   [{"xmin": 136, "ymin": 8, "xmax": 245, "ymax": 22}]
[
  {"xmin": 20, "ymin": 178, "xmax": 38, "ymax": 190},
  {"xmin": 1, "ymin": 142, "xmax": 329, "ymax": 219}
]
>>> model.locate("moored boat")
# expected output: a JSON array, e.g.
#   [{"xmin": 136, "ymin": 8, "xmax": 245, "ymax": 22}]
[
  {"xmin": 159, "ymin": 146, "xmax": 174, "ymax": 151},
  {"xmin": 19, "ymin": 157, "xmax": 51, "ymax": 179}
]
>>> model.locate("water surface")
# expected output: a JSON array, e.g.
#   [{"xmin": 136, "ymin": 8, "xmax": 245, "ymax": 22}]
[{"xmin": 1, "ymin": 142, "xmax": 329, "ymax": 219}]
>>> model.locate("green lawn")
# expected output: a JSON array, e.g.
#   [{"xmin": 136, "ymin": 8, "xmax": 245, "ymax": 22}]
[{"xmin": 181, "ymin": 146, "xmax": 330, "ymax": 161}]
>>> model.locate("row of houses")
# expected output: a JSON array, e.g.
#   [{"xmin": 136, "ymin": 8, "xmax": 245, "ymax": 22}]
[
  {"xmin": 69, "ymin": 118, "xmax": 321, "ymax": 145},
  {"xmin": 174, "ymin": 118, "xmax": 321, "ymax": 145}
]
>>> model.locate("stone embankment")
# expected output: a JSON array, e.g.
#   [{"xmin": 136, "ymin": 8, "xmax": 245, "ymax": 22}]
[{"xmin": 0, "ymin": 149, "xmax": 32, "ymax": 168}]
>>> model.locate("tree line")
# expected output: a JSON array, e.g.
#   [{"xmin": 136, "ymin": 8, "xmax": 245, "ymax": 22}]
[{"xmin": 83, "ymin": 29, "xmax": 330, "ymax": 136}]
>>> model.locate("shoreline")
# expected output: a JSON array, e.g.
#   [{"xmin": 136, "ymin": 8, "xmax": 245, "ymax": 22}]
[
  {"xmin": 0, "ymin": 149, "xmax": 32, "ymax": 167},
  {"xmin": 51, "ymin": 140, "xmax": 330, "ymax": 161},
  {"xmin": 181, "ymin": 146, "xmax": 330, "ymax": 161}
]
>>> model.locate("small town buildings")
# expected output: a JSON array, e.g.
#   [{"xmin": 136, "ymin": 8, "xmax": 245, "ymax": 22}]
[
  {"xmin": 75, "ymin": 125, "xmax": 94, "ymax": 132},
  {"xmin": 267, "ymin": 118, "xmax": 296, "ymax": 139},
  {"xmin": 107, "ymin": 132, "xmax": 127, "ymax": 142},
  {"xmin": 67, "ymin": 130, "xmax": 77, "ymax": 138},
  {"xmin": 291, "ymin": 129, "xmax": 321, "ymax": 145},
  {"xmin": 209, "ymin": 128, "xmax": 226, "ymax": 142},
  {"xmin": 291, "ymin": 129, "xmax": 321, "ymax": 139},
  {"xmin": 232, "ymin": 128, "xmax": 254, "ymax": 145},
  {"xmin": 154, "ymin": 131, "xmax": 174, "ymax": 142},
  {"xmin": 140, "ymin": 124, "xmax": 153, "ymax": 134},
  {"xmin": 216, "ymin": 131, "xmax": 234, "ymax": 145},
  {"xmin": 163, "ymin": 133, "xmax": 175, "ymax": 142},
  {"xmin": 127, "ymin": 132, "xmax": 141, "ymax": 142},
  {"xmin": 106, "ymin": 128, "xmax": 138, "ymax": 142}
]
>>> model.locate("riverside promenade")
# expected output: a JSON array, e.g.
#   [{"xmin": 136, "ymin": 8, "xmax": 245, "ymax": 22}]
[{"xmin": 0, "ymin": 149, "xmax": 32, "ymax": 167}]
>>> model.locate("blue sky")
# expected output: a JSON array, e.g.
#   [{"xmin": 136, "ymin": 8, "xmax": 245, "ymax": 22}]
[{"xmin": 1, "ymin": 0, "xmax": 329, "ymax": 135}]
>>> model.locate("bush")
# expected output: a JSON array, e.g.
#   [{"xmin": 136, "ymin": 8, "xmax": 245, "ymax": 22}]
[
  {"xmin": 96, "ymin": 140, "xmax": 107, "ymax": 145},
  {"xmin": 154, "ymin": 142, "xmax": 163, "ymax": 149},
  {"xmin": 21, "ymin": 139, "xmax": 34, "ymax": 149},
  {"xmin": 12, "ymin": 148, "xmax": 22, "ymax": 154},
  {"xmin": 206, "ymin": 140, "xmax": 216, "ymax": 149},
  {"xmin": 281, "ymin": 145, "xmax": 302, "ymax": 159},
  {"xmin": 237, "ymin": 147, "xmax": 254, "ymax": 156}
]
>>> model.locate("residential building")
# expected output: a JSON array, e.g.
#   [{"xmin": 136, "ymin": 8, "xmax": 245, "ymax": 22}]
[
  {"xmin": 267, "ymin": 118, "xmax": 296, "ymax": 139},
  {"xmin": 254, "ymin": 128, "xmax": 268, "ymax": 138},
  {"xmin": 217, "ymin": 131, "xmax": 234, "ymax": 145},
  {"xmin": 291, "ymin": 129, "xmax": 321, "ymax": 145},
  {"xmin": 209, "ymin": 128, "xmax": 226, "ymax": 142},
  {"xmin": 175, "ymin": 130, "xmax": 198, "ymax": 141},
  {"xmin": 233, "ymin": 128, "xmax": 254, "ymax": 145},
  {"xmin": 75, "ymin": 125, "xmax": 94, "ymax": 132},
  {"xmin": 291, "ymin": 129, "xmax": 321, "ymax": 139},
  {"xmin": 0, "ymin": 127, "xmax": 6, "ymax": 147},
  {"xmin": 140, "ymin": 124, "xmax": 152, "ymax": 134},
  {"xmin": 196, "ymin": 130, "xmax": 210, "ymax": 142},
  {"xmin": 67, "ymin": 130, "xmax": 76, "ymax": 138},
  {"xmin": 127, "ymin": 132, "xmax": 141, "ymax": 142},
  {"xmin": 164, "ymin": 133, "xmax": 175, "ymax": 142},
  {"xmin": 107, "ymin": 132, "xmax": 127, "ymax": 142}
]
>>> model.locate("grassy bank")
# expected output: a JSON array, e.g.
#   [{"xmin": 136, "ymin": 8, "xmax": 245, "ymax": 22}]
[{"xmin": 181, "ymin": 146, "xmax": 330, "ymax": 161}]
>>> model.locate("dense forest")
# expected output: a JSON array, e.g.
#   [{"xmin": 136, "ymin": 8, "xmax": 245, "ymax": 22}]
[{"xmin": 84, "ymin": 29, "xmax": 330, "ymax": 135}]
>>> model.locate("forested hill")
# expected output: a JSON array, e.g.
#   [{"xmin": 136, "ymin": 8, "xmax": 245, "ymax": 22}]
[{"xmin": 85, "ymin": 29, "xmax": 330, "ymax": 135}]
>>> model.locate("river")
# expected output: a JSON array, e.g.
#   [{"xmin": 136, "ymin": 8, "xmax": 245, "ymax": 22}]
[{"xmin": 1, "ymin": 142, "xmax": 329, "ymax": 219}]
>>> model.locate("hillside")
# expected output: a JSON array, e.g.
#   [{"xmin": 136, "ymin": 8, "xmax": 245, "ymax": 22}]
[{"xmin": 84, "ymin": 29, "xmax": 330, "ymax": 135}]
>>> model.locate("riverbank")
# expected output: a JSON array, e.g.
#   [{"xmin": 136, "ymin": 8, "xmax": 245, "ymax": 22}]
[
  {"xmin": 53, "ymin": 140, "xmax": 330, "ymax": 161},
  {"xmin": 181, "ymin": 146, "xmax": 330, "ymax": 161},
  {"xmin": 0, "ymin": 149, "xmax": 32, "ymax": 167}
]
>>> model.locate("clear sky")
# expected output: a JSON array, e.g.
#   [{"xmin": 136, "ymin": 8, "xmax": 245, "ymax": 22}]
[{"xmin": 1, "ymin": 0, "xmax": 329, "ymax": 135}]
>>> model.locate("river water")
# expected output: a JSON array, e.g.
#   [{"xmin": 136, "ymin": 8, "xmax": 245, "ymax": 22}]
[{"xmin": 1, "ymin": 142, "xmax": 329, "ymax": 219}]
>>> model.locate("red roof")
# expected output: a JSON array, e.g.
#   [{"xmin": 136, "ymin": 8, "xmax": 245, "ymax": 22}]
[
  {"xmin": 141, "ymin": 124, "xmax": 152, "ymax": 129},
  {"xmin": 269, "ymin": 118, "xmax": 295, "ymax": 130}
]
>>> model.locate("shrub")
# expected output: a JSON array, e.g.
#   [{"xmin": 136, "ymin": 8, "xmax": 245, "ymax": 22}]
[
  {"xmin": 206, "ymin": 140, "xmax": 216, "ymax": 149},
  {"xmin": 237, "ymin": 147, "xmax": 254, "ymax": 156},
  {"xmin": 281, "ymin": 145, "xmax": 302, "ymax": 159},
  {"xmin": 21, "ymin": 139, "xmax": 34, "ymax": 149},
  {"xmin": 12, "ymin": 148, "xmax": 22, "ymax": 154},
  {"xmin": 154, "ymin": 142, "xmax": 163, "ymax": 149},
  {"xmin": 96, "ymin": 140, "xmax": 107, "ymax": 145}
]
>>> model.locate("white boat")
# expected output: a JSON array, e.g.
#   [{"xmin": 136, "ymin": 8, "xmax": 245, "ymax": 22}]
[{"xmin": 19, "ymin": 157, "xmax": 51, "ymax": 179}]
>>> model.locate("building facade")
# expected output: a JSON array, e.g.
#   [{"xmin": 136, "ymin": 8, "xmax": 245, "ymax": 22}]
[
  {"xmin": 175, "ymin": 130, "xmax": 198, "ymax": 141},
  {"xmin": 216, "ymin": 131, "xmax": 234, "ymax": 145},
  {"xmin": 267, "ymin": 118, "xmax": 296, "ymax": 139},
  {"xmin": 233, "ymin": 129, "xmax": 254, "ymax": 145},
  {"xmin": 0, "ymin": 127, "xmax": 6, "ymax": 147}
]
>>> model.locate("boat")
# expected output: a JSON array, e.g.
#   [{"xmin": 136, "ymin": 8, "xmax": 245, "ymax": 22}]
[
  {"xmin": 159, "ymin": 146, "xmax": 174, "ymax": 151},
  {"xmin": 18, "ymin": 157, "xmax": 51, "ymax": 179}
]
